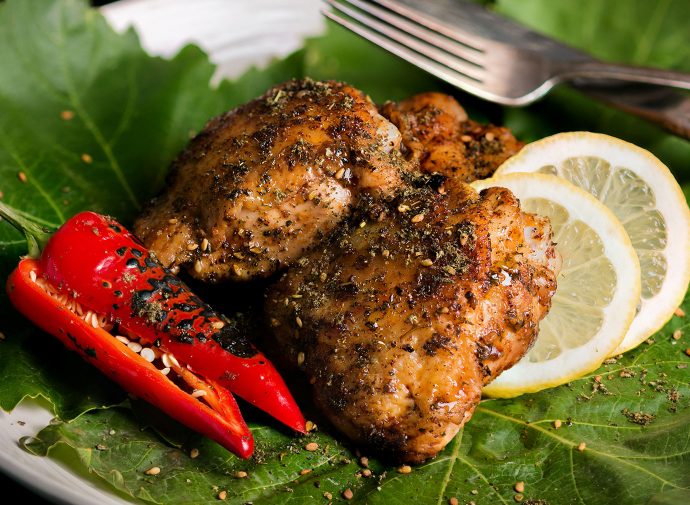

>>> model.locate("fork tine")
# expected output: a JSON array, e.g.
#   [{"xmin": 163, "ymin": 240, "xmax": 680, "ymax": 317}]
[
  {"xmin": 341, "ymin": 0, "xmax": 486, "ymax": 67},
  {"xmin": 326, "ymin": 0, "xmax": 485, "ymax": 82},
  {"xmin": 322, "ymin": 5, "xmax": 491, "ymax": 100},
  {"xmin": 373, "ymin": 0, "xmax": 492, "ymax": 53}
]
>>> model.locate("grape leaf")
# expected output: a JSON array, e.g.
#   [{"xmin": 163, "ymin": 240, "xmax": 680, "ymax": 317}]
[
  {"xmin": 1, "ymin": 1, "xmax": 690, "ymax": 504},
  {"xmin": 24, "ymin": 292, "xmax": 690, "ymax": 504}
]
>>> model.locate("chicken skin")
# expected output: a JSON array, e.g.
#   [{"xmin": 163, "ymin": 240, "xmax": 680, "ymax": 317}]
[
  {"xmin": 265, "ymin": 177, "xmax": 558, "ymax": 462},
  {"xmin": 134, "ymin": 78, "xmax": 407, "ymax": 282},
  {"xmin": 381, "ymin": 92, "xmax": 524, "ymax": 181}
]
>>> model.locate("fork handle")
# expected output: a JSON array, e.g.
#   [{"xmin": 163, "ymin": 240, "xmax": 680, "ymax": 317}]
[
  {"xmin": 559, "ymin": 60, "xmax": 690, "ymax": 91},
  {"xmin": 572, "ymin": 81, "xmax": 690, "ymax": 140}
]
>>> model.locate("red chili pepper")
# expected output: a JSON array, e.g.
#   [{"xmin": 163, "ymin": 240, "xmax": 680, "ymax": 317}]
[{"xmin": 3, "ymin": 208, "xmax": 306, "ymax": 459}]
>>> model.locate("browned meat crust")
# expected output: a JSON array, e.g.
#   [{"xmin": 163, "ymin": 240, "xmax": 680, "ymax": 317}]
[{"xmin": 381, "ymin": 92, "xmax": 524, "ymax": 182}]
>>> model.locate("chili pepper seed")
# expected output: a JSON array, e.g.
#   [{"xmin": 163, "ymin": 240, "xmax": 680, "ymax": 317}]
[
  {"xmin": 577, "ymin": 442, "xmax": 586, "ymax": 452},
  {"xmin": 449, "ymin": 498, "xmax": 459, "ymax": 505},
  {"xmin": 144, "ymin": 466, "xmax": 161, "ymax": 476},
  {"xmin": 675, "ymin": 307, "xmax": 686, "ymax": 317},
  {"xmin": 514, "ymin": 481, "xmax": 525, "ymax": 493},
  {"xmin": 140, "ymin": 348, "xmax": 156, "ymax": 362},
  {"xmin": 396, "ymin": 465, "xmax": 412, "ymax": 474},
  {"xmin": 305, "ymin": 442, "xmax": 319, "ymax": 452},
  {"xmin": 217, "ymin": 490, "xmax": 227, "ymax": 500},
  {"xmin": 342, "ymin": 488, "xmax": 354, "ymax": 500},
  {"xmin": 234, "ymin": 471, "xmax": 248, "ymax": 479},
  {"xmin": 553, "ymin": 419, "xmax": 562, "ymax": 429},
  {"xmin": 190, "ymin": 448, "xmax": 200, "ymax": 459}
]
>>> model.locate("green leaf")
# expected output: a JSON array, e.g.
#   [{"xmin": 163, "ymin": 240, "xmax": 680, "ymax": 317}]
[
  {"xmin": 25, "ymin": 291, "xmax": 690, "ymax": 504},
  {"xmin": 1, "ymin": 1, "xmax": 689, "ymax": 504}
]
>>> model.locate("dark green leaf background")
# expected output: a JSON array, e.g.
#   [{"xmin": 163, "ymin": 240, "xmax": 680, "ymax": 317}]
[{"xmin": 1, "ymin": 0, "xmax": 689, "ymax": 504}]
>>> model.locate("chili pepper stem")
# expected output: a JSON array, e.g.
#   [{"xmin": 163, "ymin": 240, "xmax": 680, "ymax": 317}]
[{"xmin": 0, "ymin": 201, "xmax": 56, "ymax": 258}]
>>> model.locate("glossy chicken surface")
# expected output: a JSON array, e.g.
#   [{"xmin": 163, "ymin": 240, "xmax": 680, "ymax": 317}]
[
  {"xmin": 134, "ymin": 79, "xmax": 407, "ymax": 282},
  {"xmin": 265, "ymin": 178, "xmax": 558, "ymax": 462},
  {"xmin": 135, "ymin": 79, "xmax": 559, "ymax": 462},
  {"xmin": 381, "ymin": 92, "xmax": 524, "ymax": 181}
]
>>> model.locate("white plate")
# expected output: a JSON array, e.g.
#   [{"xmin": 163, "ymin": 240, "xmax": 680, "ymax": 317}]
[{"xmin": 0, "ymin": 1, "xmax": 322, "ymax": 503}]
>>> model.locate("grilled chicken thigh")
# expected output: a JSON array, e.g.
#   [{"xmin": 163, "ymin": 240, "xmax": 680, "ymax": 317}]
[
  {"xmin": 381, "ymin": 92, "xmax": 523, "ymax": 181},
  {"xmin": 134, "ymin": 79, "xmax": 558, "ymax": 462},
  {"xmin": 265, "ymin": 178, "xmax": 558, "ymax": 462},
  {"xmin": 134, "ymin": 78, "xmax": 407, "ymax": 282}
]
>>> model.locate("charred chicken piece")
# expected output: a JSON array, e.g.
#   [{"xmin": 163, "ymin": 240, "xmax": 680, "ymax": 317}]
[
  {"xmin": 381, "ymin": 92, "xmax": 524, "ymax": 182},
  {"xmin": 134, "ymin": 78, "xmax": 409, "ymax": 282},
  {"xmin": 265, "ymin": 178, "xmax": 558, "ymax": 462}
]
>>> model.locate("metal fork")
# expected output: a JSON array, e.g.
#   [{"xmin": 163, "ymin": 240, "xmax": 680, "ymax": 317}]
[{"xmin": 323, "ymin": 0, "xmax": 690, "ymax": 138}]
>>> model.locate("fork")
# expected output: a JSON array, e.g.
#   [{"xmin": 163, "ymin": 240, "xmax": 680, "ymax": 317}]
[{"xmin": 323, "ymin": 0, "xmax": 690, "ymax": 139}]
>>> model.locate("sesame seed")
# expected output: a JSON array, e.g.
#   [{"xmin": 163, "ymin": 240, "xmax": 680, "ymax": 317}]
[
  {"xmin": 342, "ymin": 488, "xmax": 354, "ymax": 500},
  {"xmin": 461, "ymin": 135, "xmax": 472, "ymax": 142},
  {"xmin": 217, "ymin": 490, "xmax": 227, "ymax": 500},
  {"xmin": 308, "ymin": 190, "xmax": 318, "ymax": 201},
  {"xmin": 295, "ymin": 316, "xmax": 303, "ymax": 328},
  {"xmin": 675, "ymin": 307, "xmax": 686, "ymax": 317},
  {"xmin": 397, "ymin": 204, "xmax": 410, "ymax": 213},
  {"xmin": 234, "ymin": 471, "xmax": 248, "ymax": 479},
  {"xmin": 323, "ymin": 492, "xmax": 333, "ymax": 500},
  {"xmin": 190, "ymin": 448, "xmax": 199, "ymax": 459},
  {"xmin": 60, "ymin": 110, "xmax": 74, "ymax": 120},
  {"xmin": 249, "ymin": 247, "xmax": 261, "ymax": 254},
  {"xmin": 359, "ymin": 221, "xmax": 366, "ymax": 228},
  {"xmin": 397, "ymin": 465, "xmax": 412, "ymax": 474},
  {"xmin": 673, "ymin": 329, "xmax": 682, "ymax": 340},
  {"xmin": 382, "ymin": 249, "xmax": 390, "ymax": 258},
  {"xmin": 411, "ymin": 213, "xmax": 424, "ymax": 223},
  {"xmin": 471, "ymin": 489, "xmax": 479, "ymax": 495},
  {"xmin": 194, "ymin": 260, "xmax": 203, "ymax": 273},
  {"xmin": 420, "ymin": 258, "xmax": 433, "ymax": 267},
  {"xmin": 335, "ymin": 168, "xmax": 345, "ymax": 179},
  {"xmin": 140, "ymin": 348, "xmax": 156, "ymax": 362},
  {"xmin": 299, "ymin": 469, "xmax": 312, "ymax": 476},
  {"xmin": 17, "ymin": 171, "xmax": 27, "ymax": 183},
  {"xmin": 297, "ymin": 352, "xmax": 305, "ymax": 366},
  {"xmin": 553, "ymin": 419, "xmax": 562, "ymax": 429},
  {"xmin": 305, "ymin": 442, "xmax": 319, "ymax": 452},
  {"xmin": 186, "ymin": 243, "xmax": 198, "ymax": 251},
  {"xmin": 211, "ymin": 321, "xmax": 225, "ymax": 330},
  {"xmin": 444, "ymin": 266, "xmax": 456, "ymax": 275},
  {"xmin": 81, "ymin": 153, "xmax": 93, "ymax": 164},
  {"xmin": 577, "ymin": 442, "xmax": 586, "ymax": 452},
  {"xmin": 232, "ymin": 264, "xmax": 242, "ymax": 276},
  {"xmin": 320, "ymin": 272, "xmax": 327, "ymax": 282},
  {"xmin": 201, "ymin": 238, "xmax": 210, "ymax": 252},
  {"xmin": 514, "ymin": 481, "xmax": 525, "ymax": 493},
  {"xmin": 485, "ymin": 132, "xmax": 495, "ymax": 141},
  {"xmin": 144, "ymin": 466, "xmax": 160, "ymax": 475}
]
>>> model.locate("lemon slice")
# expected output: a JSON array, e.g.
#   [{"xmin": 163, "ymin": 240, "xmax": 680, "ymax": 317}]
[
  {"xmin": 472, "ymin": 173, "xmax": 641, "ymax": 398},
  {"xmin": 495, "ymin": 132, "xmax": 690, "ymax": 355}
]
